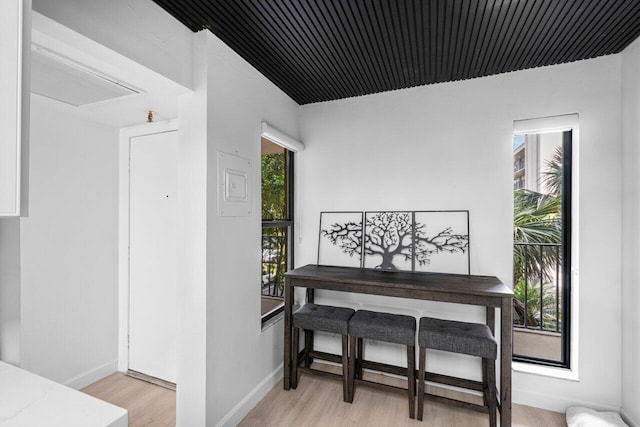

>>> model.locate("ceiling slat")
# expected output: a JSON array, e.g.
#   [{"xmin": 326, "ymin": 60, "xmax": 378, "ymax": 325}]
[
  {"xmin": 152, "ymin": 0, "xmax": 640, "ymax": 104},
  {"xmin": 335, "ymin": 1, "xmax": 385, "ymax": 93},
  {"xmin": 592, "ymin": 1, "xmax": 640, "ymax": 56},
  {"xmin": 196, "ymin": 0, "xmax": 329, "ymax": 103},
  {"xmin": 349, "ymin": 1, "xmax": 394, "ymax": 90},
  {"xmin": 549, "ymin": 2, "xmax": 608, "ymax": 67},
  {"xmin": 483, "ymin": 0, "xmax": 518, "ymax": 76}
]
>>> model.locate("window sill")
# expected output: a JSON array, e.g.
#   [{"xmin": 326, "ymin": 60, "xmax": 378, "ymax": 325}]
[
  {"xmin": 260, "ymin": 304, "xmax": 299, "ymax": 332},
  {"xmin": 261, "ymin": 310, "xmax": 284, "ymax": 331},
  {"xmin": 512, "ymin": 361, "xmax": 579, "ymax": 381}
]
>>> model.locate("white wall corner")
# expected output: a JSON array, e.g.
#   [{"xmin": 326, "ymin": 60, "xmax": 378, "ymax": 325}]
[
  {"xmin": 621, "ymin": 407, "xmax": 640, "ymax": 427},
  {"xmin": 63, "ymin": 360, "xmax": 118, "ymax": 390},
  {"xmin": 214, "ymin": 364, "xmax": 283, "ymax": 427},
  {"xmin": 513, "ymin": 386, "xmax": 620, "ymax": 415}
]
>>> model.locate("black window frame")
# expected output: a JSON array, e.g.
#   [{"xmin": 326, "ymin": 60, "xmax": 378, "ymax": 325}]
[
  {"xmin": 512, "ymin": 130, "xmax": 572, "ymax": 369},
  {"xmin": 261, "ymin": 148, "xmax": 294, "ymax": 324}
]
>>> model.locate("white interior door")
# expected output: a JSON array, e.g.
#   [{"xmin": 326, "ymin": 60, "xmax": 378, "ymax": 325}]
[{"xmin": 128, "ymin": 131, "xmax": 178, "ymax": 383}]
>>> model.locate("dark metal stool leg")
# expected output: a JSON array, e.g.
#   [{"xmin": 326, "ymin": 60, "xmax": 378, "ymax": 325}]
[
  {"xmin": 292, "ymin": 327, "xmax": 299, "ymax": 388},
  {"xmin": 356, "ymin": 337, "xmax": 363, "ymax": 380},
  {"xmin": 342, "ymin": 335, "xmax": 349, "ymax": 402},
  {"xmin": 407, "ymin": 345, "xmax": 416, "ymax": 419},
  {"xmin": 348, "ymin": 335, "xmax": 356, "ymax": 403},
  {"xmin": 482, "ymin": 358, "xmax": 488, "ymax": 406},
  {"xmin": 486, "ymin": 358, "xmax": 497, "ymax": 427},
  {"xmin": 417, "ymin": 346, "xmax": 426, "ymax": 421},
  {"xmin": 304, "ymin": 330, "xmax": 313, "ymax": 368}
]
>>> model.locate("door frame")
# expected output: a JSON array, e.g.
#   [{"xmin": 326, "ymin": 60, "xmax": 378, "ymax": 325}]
[{"xmin": 118, "ymin": 120, "xmax": 179, "ymax": 372}]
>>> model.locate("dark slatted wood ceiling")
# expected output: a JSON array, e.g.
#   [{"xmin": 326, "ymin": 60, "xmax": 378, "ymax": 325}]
[{"xmin": 152, "ymin": 0, "xmax": 640, "ymax": 105}]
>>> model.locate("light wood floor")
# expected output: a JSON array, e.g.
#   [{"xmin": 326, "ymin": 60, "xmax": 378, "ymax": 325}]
[
  {"xmin": 81, "ymin": 369, "xmax": 566, "ymax": 427},
  {"xmin": 240, "ymin": 365, "xmax": 567, "ymax": 427},
  {"xmin": 82, "ymin": 373, "xmax": 175, "ymax": 427}
]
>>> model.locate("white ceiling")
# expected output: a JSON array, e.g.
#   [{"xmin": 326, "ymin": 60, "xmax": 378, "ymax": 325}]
[{"xmin": 31, "ymin": 12, "xmax": 191, "ymax": 128}]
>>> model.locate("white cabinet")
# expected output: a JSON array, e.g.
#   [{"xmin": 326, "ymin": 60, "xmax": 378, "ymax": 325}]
[
  {"xmin": 0, "ymin": 361, "xmax": 128, "ymax": 426},
  {"xmin": 0, "ymin": 0, "xmax": 29, "ymax": 216}
]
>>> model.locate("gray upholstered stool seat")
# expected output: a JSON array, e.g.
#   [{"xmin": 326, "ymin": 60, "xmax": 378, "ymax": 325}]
[
  {"xmin": 291, "ymin": 304, "xmax": 355, "ymax": 402},
  {"xmin": 348, "ymin": 310, "xmax": 417, "ymax": 419},
  {"xmin": 348, "ymin": 310, "xmax": 416, "ymax": 345},
  {"xmin": 417, "ymin": 317, "xmax": 498, "ymax": 426},
  {"xmin": 293, "ymin": 303, "xmax": 354, "ymax": 335},
  {"xmin": 418, "ymin": 317, "xmax": 497, "ymax": 359}
]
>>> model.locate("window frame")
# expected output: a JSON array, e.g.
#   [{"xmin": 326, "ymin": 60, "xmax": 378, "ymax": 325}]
[
  {"xmin": 261, "ymin": 148, "xmax": 294, "ymax": 324},
  {"xmin": 512, "ymin": 116, "xmax": 576, "ymax": 370}
]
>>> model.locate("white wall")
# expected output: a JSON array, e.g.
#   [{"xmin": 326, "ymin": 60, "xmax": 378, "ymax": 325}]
[
  {"xmin": 0, "ymin": 219, "xmax": 21, "ymax": 365},
  {"xmin": 20, "ymin": 95, "xmax": 119, "ymax": 389},
  {"xmin": 195, "ymin": 31, "xmax": 300, "ymax": 426},
  {"xmin": 174, "ymin": 31, "xmax": 300, "ymax": 426},
  {"xmin": 621, "ymin": 36, "xmax": 640, "ymax": 427},
  {"xmin": 298, "ymin": 55, "xmax": 622, "ymax": 413},
  {"xmin": 174, "ymin": 33, "xmax": 208, "ymax": 427}
]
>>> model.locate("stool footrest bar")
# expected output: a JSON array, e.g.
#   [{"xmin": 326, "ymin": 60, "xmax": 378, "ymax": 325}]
[
  {"xmin": 354, "ymin": 378, "xmax": 408, "ymax": 395},
  {"xmin": 423, "ymin": 393, "xmax": 489, "ymax": 414},
  {"xmin": 308, "ymin": 350, "xmax": 342, "ymax": 365},
  {"xmin": 360, "ymin": 359, "xmax": 408, "ymax": 377},
  {"xmin": 424, "ymin": 371, "xmax": 484, "ymax": 392},
  {"xmin": 297, "ymin": 366, "xmax": 343, "ymax": 381}
]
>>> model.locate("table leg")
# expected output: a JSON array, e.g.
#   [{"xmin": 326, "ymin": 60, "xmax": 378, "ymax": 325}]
[
  {"xmin": 500, "ymin": 297, "xmax": 513, "ymax": 426},
  {"xmin": 283, "ymin": 278, "xmax": 293, "ymax": 390}
]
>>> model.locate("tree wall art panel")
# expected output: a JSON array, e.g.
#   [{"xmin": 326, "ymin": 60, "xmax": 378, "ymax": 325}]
[
  {"xmin": 413, "ymin": 210, "xmax": 470, "ymax": 274},
  {"xmin": 318, "ymin": 211, "xmax": 364, "ymax": 267},
  {"xmin": 363, "ymin": 211, "xmax": 414, "ymax": 271}
]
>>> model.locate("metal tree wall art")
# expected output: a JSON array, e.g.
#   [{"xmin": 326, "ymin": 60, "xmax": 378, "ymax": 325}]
[
  {"xmin": 318, "ymin": 212, "xmax": 363, "ymax": 268},
  {"xmin": 414, "ymin": 211, "xmax": 470, "ymax": 274},
  {"xmin": 318, "ymin": 210, "xmax": 471, "ymax": 274},
  {"xmin": 364, "ymin": 211, "xmax": 413, "ymax": 271}
]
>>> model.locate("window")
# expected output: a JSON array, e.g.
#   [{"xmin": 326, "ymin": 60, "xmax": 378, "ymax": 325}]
[
  {"xmin": 261, "ymin": 137, "xmax": 293, "ymax": 323},
  {"xmin": 512, "ymin": 118, "xmax": 574, "ymax": 368}
]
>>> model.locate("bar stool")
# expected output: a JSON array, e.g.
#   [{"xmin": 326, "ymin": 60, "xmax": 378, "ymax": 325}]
[
  {"xmin": 417, "ymin": 317, "xmax": 498, "ymax": 426},
  {"xmin": 291, "ymin": 303, "xmax": 355, "ymax": 401},
  {"xmin": 347, "ymin": 310, "xmax": 417, "ymax": 419}
]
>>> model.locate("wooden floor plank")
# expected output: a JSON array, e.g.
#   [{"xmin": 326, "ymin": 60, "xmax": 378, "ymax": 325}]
[
  {"xmin": 82, "ymin": 373, "xmax": 175, "ymax": 427},
  {"xmin": 81, "ymin": 368, "xmax": 565, "ymax": 427},
  {"xmin": 240, "ymin": 364, "xmax": 566, "ymax": 427}
]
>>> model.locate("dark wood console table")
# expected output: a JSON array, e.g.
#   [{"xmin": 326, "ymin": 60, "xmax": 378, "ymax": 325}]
[{"xmin": 283, "ymin": 264, "xmax": 514, "ymax": 426}]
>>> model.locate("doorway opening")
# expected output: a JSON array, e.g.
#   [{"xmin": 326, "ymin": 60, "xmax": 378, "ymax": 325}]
[{"xmin": 119, "ymin": 125, "xmax": 179, "ymax": 399}]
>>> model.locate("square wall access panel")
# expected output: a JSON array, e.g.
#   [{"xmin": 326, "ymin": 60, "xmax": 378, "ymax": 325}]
[{"xmin": 218, "ymin": 151, "xmax": 251, "ymax": 217}]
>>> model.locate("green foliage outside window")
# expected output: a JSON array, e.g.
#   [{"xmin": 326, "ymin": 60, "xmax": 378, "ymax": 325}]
[
  {"xmin": 261, "ymin": 152, "xmax": 288, "ymax": 297},
  {"xmin": 513, "ymin": 146, "xmax": 563, "ymax": 330},
  {"xmin": 261, "ymin": 153, "xmax": 287, "ymax": 220}
]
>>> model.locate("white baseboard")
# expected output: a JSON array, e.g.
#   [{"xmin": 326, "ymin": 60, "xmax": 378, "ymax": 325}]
[
  {"xmin": 514, "ymin": 386, "xmax": 619, "ymax": 414},
  {"xmin": 63, "ymin": 360, "xmax": 119, "ymax": 390},
  {"xmin": 215, "ymin": 363, "xmax": 283, "ymax": 427},
  {"xmin": 621, "ymin": 407, "xmax": 640, "ymax": 427}
]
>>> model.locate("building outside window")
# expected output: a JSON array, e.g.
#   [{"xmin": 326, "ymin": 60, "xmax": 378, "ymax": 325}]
[{"xmin": 512, "ymin": 119, "xmax": 574, "ymax": 369}]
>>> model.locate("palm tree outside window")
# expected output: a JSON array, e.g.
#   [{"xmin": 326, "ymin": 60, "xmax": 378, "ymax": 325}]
[{"xmin": 512, "ymin": 127, "xmax": 573, "ymax": 368}]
